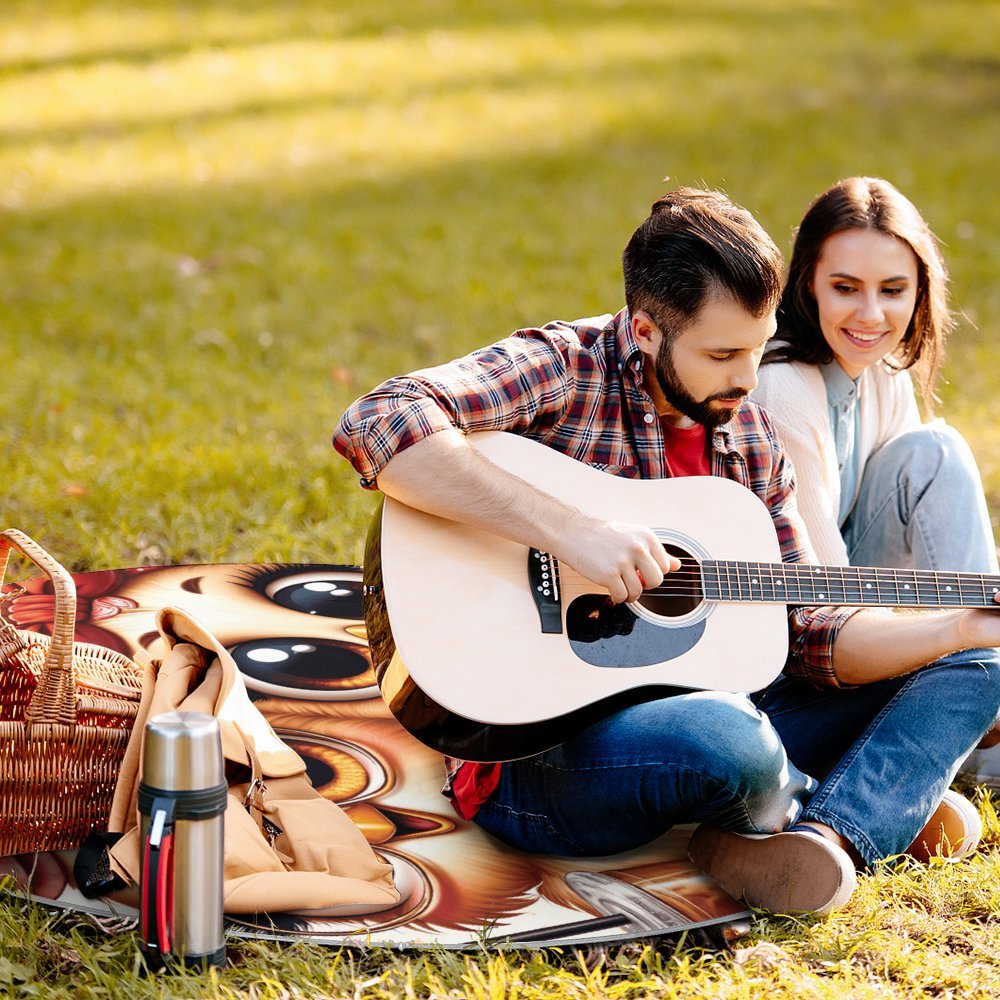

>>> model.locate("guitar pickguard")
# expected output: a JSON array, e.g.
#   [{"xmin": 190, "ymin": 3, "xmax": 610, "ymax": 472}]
[{"xmin": 566, "ymin": 594, "xmax": 706, "ymax": 667}]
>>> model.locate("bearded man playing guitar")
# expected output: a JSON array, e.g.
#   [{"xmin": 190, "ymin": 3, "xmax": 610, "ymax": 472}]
[{"xmin": 333, "ymin": 188, "xmax": 1000, "ymax": 916}]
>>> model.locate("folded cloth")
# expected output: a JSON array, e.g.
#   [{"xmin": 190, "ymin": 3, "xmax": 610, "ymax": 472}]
[{"xmin": 107, "ymin": 607, "xmax": 400, "ymax": 916}]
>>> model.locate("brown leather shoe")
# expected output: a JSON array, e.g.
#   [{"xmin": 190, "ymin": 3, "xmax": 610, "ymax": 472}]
[
  {"xmin": 907, "ymin": 789, "xmax": 982, "ymax": 862},
  {"xmin": 688, "ymin": 826, "xmax": 857, "ymax": 915}
]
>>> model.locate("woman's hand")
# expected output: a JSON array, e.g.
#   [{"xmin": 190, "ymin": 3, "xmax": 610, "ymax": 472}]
[{"xmin": 952, "ymin": 591, "xmax": 1000, "ymax": 650}]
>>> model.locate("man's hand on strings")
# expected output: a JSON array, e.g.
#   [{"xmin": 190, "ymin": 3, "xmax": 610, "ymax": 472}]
[{"xmin": 556, "ymin": 517, "xmax": 680, "ymax": 604}]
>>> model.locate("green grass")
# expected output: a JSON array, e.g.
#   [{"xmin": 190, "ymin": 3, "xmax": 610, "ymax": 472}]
[
  {"xmin": 3, "ymin": 0, "xmax": 1000, "ymax": 995},
  {"xmin": 4, "ymin": 797, "xmax": 1000, "ymax": 997}
]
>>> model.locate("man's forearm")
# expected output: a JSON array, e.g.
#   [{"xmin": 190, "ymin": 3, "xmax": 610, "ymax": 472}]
[
  {"xmin": 375, "ymin": 428, "xmax": 577, "ymax": 553},
  {"xmin": 375, "ymin": 429, "xmax": 676, "ymax": 604}
]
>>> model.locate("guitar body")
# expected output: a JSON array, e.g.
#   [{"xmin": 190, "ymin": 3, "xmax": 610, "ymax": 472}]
[{"xmin": 365, "ymin": 432, "xmax": 789, "ymax": 761}]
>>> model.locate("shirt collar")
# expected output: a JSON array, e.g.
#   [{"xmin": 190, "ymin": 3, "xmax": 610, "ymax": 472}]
[
  {"xmin": 615, "ymin": 308, "xmax": 645, "ymax": 376},
  {"xmin": 820, "ymin": 359, "xmax": 860, "ymax": 406}
]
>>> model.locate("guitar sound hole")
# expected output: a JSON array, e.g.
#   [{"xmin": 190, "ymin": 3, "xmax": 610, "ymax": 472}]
[{"xmin": 636, "ymin": 544, "xmax": 703, "ymax": 618}]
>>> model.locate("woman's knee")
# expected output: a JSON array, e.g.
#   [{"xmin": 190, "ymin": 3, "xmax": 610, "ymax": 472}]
[{"xmin": 875, "ymin": 422, "xmax": 979, "ymax": 487}]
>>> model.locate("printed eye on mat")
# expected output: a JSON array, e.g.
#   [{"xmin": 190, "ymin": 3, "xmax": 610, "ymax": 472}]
[{"xmin": 0, "ymin": 561, "xmax": 749, "ymax": 950}]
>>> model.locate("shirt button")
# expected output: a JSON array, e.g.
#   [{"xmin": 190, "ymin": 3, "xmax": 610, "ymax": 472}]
[{"xmin": 643, "ymin": 413, "xmax": 655, "ymax": 424}]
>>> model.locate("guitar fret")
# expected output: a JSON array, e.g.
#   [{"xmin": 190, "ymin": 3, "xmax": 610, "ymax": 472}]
[
  {"xmin": 771, "ymin": 563, "xmax": 787, "ymax": 602},
  {"xmin": 980, "ymin": 574, "xmax": 1000, "ymax": 607},
  {"xmin": 701, "ymin": 563, "xmax": 1000, "ymax": 609},
  {"xmin": 779, "ymin": 565, "xmax": 797, "ymax": 602},
  {"xmin": 840, "ymin": 567, "xmax": 860, "ymax": 605},
  {"xmin": 961, "ymin": 573, "xmax": 985, "ymax": 604},
  {"xmin": 701, "ymin": 561, "xmax": 717, "ymax": 601},
  {"xmin": 936, "ymin": 571, "xmax": 963, "ymax": 607},
  {"xmin": 896, "ymin": 568, "xmax": 920, "ymax": 606},
  {"xmin": 760, "ymin": 562, "xmax": 776, "ymax": 604},
  {"xmin": 707, "ymin": 562, "xmax": 723, "ymax": 602},
  {"xmin": 766, "ymin": 564, "xmax": 779, "ymax": 601},
  {"xmin": 854, "ymin": 566, "xmax": 877, "ymax": 605},
  {"xmin": 790, "ymin": 565, "xmax": 808, "ymax": 604}
]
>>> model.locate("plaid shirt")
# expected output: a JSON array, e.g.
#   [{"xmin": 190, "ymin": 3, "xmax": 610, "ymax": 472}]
[{"xmin": 334, "ymin": 310, "xmax": 858, "ymax": 799}]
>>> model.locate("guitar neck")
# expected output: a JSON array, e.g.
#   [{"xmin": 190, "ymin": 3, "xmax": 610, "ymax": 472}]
[{"xmin": 702, "ymin": 561, "xmax": 1000, "ymax": 609}]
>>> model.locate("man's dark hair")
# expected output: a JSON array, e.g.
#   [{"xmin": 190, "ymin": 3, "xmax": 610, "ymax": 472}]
[{"xmin": 622, "ymin": 187, "xmax": 783, "ymax": 340}]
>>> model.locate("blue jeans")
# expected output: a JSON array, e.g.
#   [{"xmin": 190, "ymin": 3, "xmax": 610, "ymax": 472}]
[
  {"xmin": 840, "ymin": 423, "xmax": 1000, "ymax": 784},
  {"xmin": 756, "ymin": 647, "xmax": 1000, "ymax": 865},
  {"xmin": 474, "ymin": 691, "xmax": 815, "ymax": 857},
  {"xmin": 475, "ymin": 649, "xmax": 1000, "ymax": 867},
  {"xmin": 842, "ymin": 423, "xmax": 999, "ymax": 574}
]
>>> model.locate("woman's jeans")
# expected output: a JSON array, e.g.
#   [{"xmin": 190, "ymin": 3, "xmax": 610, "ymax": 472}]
[
  {"xmin": 841, "ymin": 422, "xmax": 1000, "ymax": 782},
  {"xmin": 475, "ymin": 426, "xmax": 1000, "ymax": 867},
  {"xmin": 841, "ymin": 422, "xmax": 998, "ymax": 574}
]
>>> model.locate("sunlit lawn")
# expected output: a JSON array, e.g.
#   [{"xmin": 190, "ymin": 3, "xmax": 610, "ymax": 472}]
[{"xmin": 3, "ymin": 1, "xmax": 1000, "ymax": 996}]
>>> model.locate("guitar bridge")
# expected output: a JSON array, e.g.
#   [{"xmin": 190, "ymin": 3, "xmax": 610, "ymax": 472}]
[{"xmin": 528, "ymin": 549, "xmax": 563, "ymax": 633}]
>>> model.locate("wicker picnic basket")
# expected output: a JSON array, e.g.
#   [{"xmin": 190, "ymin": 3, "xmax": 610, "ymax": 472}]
[{"xmin": 0, "ymin": 528, "xmax": 144, "ymax": 855}]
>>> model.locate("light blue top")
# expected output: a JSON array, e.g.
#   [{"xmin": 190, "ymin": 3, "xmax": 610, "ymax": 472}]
[{"xmin": 820, "ymin": 360, "xmax": 863, "ymax": 526}]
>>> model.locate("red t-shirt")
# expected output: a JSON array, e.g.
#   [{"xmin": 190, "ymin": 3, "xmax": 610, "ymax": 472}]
[
  {"xmin": 448, "ymin": 420, "xmax": 710, "ymax": 819},
  {"xmin": 659, "ymin": 419, "xmax": 710, "ymax": 477}
]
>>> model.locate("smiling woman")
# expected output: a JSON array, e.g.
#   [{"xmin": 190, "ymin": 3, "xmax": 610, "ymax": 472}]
[
  {"xmin": 753, "ymin": 176, "xmax": 997, "ymax": 573},
  {"xmin": 809, "ymin": 228, "xmax": 919, "ymax": 380},
  {"xmin": 753, "ymin": 175, "xmax": 1000, "ymax": 775}
]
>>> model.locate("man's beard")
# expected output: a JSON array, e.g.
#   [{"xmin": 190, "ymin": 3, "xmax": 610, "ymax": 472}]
[{"xmin": 654, "ymin": 339, "xmax": 748, "ymax": 429}]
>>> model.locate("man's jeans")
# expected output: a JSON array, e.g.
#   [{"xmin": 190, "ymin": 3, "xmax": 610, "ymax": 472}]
[
  {"xmin": 756, "ymin": 648, "xmax": 1000, "ymax": 865},
  {"xmin": 475, "ymin": 648, "xmax": 1000, "ymax": 868},
  {"xmin": 474, "ymin": 690, "xmax": 815, "ymax": 858}
]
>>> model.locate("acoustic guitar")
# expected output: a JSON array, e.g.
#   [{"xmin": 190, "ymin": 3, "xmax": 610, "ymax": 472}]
[{"xmin": 362, "ymin": 431, "xmax": 1000, "ymax": 762}]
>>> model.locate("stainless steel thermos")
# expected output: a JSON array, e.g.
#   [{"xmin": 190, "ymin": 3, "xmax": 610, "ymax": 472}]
[{"xmin": 139, "ymin": 711, "xmax": 227, "ymax": 970}]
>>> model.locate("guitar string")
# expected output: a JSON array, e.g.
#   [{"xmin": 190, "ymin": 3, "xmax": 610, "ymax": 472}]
[{"xmin": 554, "ymin": 564, "xmax": 1000, "ymax": 605}]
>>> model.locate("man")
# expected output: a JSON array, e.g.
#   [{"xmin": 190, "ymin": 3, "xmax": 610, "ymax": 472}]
[{"xmin": 333, "ymin": 188, "xmax": 1000, "ymax": 915}]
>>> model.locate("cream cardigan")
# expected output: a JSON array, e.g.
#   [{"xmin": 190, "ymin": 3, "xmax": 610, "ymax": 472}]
[{"xmin": 752, "ymin": 359, "xmax": 921, "ymax": 566}]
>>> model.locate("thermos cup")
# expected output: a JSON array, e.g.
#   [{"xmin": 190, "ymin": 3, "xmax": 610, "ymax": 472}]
[{"xmin": 139, "ymin": 711, "xmax": 227, "ymax": 970}]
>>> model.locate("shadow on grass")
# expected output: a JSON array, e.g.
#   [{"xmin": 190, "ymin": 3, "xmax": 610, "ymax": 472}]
[{"xmin": 1, "ymin": 0, "xmax": 819, "ymax": 78}]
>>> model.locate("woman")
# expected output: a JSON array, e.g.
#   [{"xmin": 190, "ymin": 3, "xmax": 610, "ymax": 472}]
[{"xmin": 753, "ymin": 176, "xmax": 1000, "ymax": 853}]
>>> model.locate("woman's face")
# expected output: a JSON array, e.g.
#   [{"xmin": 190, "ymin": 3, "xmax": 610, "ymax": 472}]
[{"xmin": 811, "ymin": 228, "xmax": 919, "ymax": 379}]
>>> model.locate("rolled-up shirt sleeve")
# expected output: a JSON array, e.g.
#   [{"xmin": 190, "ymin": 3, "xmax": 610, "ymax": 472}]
[
  {"xmin": 333, "ymin": 331, "xmax": 573, "ymax": 488},
  {"xmin": 753, "ymin": 408, "xmax": 861, "ymax": 689}
]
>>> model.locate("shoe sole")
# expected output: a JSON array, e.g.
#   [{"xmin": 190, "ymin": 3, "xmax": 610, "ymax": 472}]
[{"xmin": 688, "ymin": 827, "xmax": 857, "ymax": 915}]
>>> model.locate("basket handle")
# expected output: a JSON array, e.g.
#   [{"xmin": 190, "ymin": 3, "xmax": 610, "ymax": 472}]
[{"xmin": 1, "ymin": 528, "xmax": 78, "ymax": 728}]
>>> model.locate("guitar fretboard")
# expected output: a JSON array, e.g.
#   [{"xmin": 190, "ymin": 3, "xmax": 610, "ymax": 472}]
[{"xmin": 701, "ymin": 561, "xmax": 1000, "ymax": 609}]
